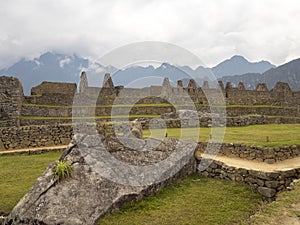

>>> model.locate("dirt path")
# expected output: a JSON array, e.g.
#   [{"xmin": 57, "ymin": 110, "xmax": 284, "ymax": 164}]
[
  {"xmin": 0, "ymin": 145, "xmax": 68, "ymax": 156},
  {"xmin": 200, "ymin": 154, "xmax": 300, "ymax": 172},
  {"xmin": 2, "ymin": 145, "xmax": 300, "ymax": 172}
]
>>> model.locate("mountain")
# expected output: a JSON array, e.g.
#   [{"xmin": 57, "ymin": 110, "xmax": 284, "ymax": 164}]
[
  {"xmin": 0, "ymin": 52, "xmax": 89, "ymax": 94},
  {"xmin": 212, "ymin": 55, "xmax": 275, "ymax": 78},
  {"xmin": 106, "ymin": 63, "xmax": 217, "ymax": 88},
  {"xmin": 0, "ymin": 52, "xmax": 279, "ymax": 94},
  {"xmin": 220, "ymin": 58, "xmax": 300, "ymax": 91}
]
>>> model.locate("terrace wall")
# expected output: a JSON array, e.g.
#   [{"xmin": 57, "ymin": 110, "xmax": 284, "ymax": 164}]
[
  {"xmin": 198, "ymin": 157, "xmax": 300, "ymax": 200},
  {"xmin": 196, "ymin": 142, "xmax": 300, "ymax": 164}
]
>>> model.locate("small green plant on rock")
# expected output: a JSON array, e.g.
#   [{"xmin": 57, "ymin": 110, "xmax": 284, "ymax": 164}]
[{"xmin": 53, "ymin": 160, "xmax": 73, "ymax": 181}]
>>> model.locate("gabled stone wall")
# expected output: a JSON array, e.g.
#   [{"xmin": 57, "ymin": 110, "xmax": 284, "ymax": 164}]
[
  {"xmin": 0, "ymin": 76, "xmax": 23, "ymax": 127},
  {"xmin": 31, "ymin": 81, "xmax": 77, "ymax": 95},
  {"xmin": 1, "ymin": 74, "xmax": 300, "ymax": 128}
]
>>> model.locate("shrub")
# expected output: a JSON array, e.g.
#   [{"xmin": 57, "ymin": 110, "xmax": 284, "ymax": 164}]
[{"xmin": 53, "ymin": 160, "xmax": 73, "ymax": 181}]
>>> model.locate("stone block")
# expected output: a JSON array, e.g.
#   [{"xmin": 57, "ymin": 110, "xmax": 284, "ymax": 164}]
[
  {"xmin": 0, "ymin": 139, "xmax": 5, "ymax": 150},
  {"xmin": 265, "ymin": 181, "xmax": 279, "ymax": 189},
  {"xmin": 45, "ymin": 140, "xmax": 55, "ymax": 146},
  {"xmin": 264, "ymin": 159, "xmax": 276, "ymax": 164},
  {"xmin": 61, "ymin": 137, "xmax": 71, "ymax": 145},
  {"xmin": 256, "ymin": 179, "xmax": 265, "ymax": 187},
  {"xmin": 257, "ymin": 187, "xmax": 276, "ymax": 198},
  {"xmin": 21, "ymin": 140, "xmax": 31, "ymax": 148},
  {"xmin": 245, "ymin": 176, "xmax": 256, "ymax": 184}
]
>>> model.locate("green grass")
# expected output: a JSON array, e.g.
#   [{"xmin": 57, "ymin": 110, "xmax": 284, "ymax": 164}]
[
  {"xmin": 52, "ymin": 160, "xmax": 73, "ymax": 181},
  {"xmin": 0, "ymin": 153, "xmax": 263, "ymax": 225},
  {"xmin": 100, "ymin": 174, "xmax": 262, "ymax": 225},
  {"xmin": 0, "ymin": 152, "xmax": 61, "ymax": 213},
  {"xmin": 144, "ymin": 124, "xmax": 300, "ymax": 147}
]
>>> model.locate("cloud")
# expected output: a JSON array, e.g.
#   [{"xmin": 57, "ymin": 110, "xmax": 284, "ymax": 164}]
[{"xmin": 0, "ymin": 0, "xmax": 300, "ymax": 68}]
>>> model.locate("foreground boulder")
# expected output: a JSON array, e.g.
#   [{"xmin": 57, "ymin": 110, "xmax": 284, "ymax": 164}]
[{"xmin": 3, "ymin": 135, "xmax": 197, "ymax": 225}]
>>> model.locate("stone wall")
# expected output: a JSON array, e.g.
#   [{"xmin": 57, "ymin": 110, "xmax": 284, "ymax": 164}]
[
  {"xmin": 21, "ymin": 105, "xmax": 175, "ymax": 117},
  {"xmin": 24, "ymin": 81, "xmax": 78, "ymax": 106},
  {"xmin": 20, "ymin": 103, "xmax": 300, "ymax": 119},
  {"xmin": 142, "ymin": 116, "xmax": 300, "ymax": 128},
  {"xmin": 18, "ymin": 114, "xmax": 300, "ymax": 129},
  {"xmin": 31, "ymin": 81, "xmax": 77, "ymax": 95},
  {"xmin": 0, "ymin": 125, "xmax": 73, "ymax": 150},
  {"xmin": 33, "ymin": 74, "xmax": 300, "ymax": 107},
  {"xmin": 0, "ymin": 76, "xmax": 23, "ymax": 127},
  {"xmin": 2, "ymin": 121, "xmax": 299, "ymax": 165},
  {"xmin": 20, "ymin": 118, "xmax": 74, "ymax": 126},
  {"xmin": 223, "ymin": 106, "xmax": 300, "ymax": 117},
  {"xmin": 198, "ymin": 157, "xmax": 300, "ymax": 200},
  {"xmin": 224, "ymin": 81, "xmax": 299, "ymax": 106},
  {"xmin": 2, "ymin": 75, "xmax": 300, "ymax": 128},
  {"xmin": 197, "ymin": 142, "xmax": 300, "ymax": 164},
  {"xmin": 24, "ymin": 93, "xmax": 76, "ymax": 106}
]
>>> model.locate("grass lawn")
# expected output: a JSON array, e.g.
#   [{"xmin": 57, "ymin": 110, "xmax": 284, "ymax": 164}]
[
  {"xmin": 0, "ymin": 152, "xmax": 61, "ymax": 213},
  {"xmin": 0, "ymin": 153, "xmax": 263, "ymax": 225},
  {"xmin": 100, "ymin": 174, "xmax": 262, "ymax": 225},
  {"xmin": 144, "ymin": 124, "xmax": 300, "ymax": 147},
  {"xmin": 0, "ymin": 124, "xmax": 299, "ymax": 223}
]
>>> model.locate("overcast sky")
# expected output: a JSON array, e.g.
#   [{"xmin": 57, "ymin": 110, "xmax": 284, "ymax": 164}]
[{"xmin": 1, "ymin": 0, "xmax": 300, "ymax": 68}]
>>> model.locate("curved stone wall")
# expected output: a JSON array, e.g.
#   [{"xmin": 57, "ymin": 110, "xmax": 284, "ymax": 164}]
[{"xmin": 198, "ymin": 156, "xmax": 300, "ymax": 201}]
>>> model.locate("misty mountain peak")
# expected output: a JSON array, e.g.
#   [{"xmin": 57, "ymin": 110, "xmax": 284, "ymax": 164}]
[
  {"xmin": 230, "ymin": 55, "xmax": 248, "ymax": 61},
  {"xmin": 212, "ymin": 55, "xmax": 275, "ymax": 78},
  {"xmin": 0, "ymin": 51, "xmax": 293, "ymax": 94}
]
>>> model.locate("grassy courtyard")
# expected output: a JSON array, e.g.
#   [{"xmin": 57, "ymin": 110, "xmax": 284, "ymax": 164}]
[
  {"xmin": 0, "ymin": 152, "xmax": 61, "ymax": 213},
  {"xmin": 100, "ymin": 174, "xmax": 262, "ymax": 225},
  {"xmin": 144, "ymin": 124, "xmax": 300, "ymax": 147},
  {"xmin": 0, "ymin": 151, "xmax": 262, "ymax": 224},
  {"xmin": 0, "ymin": 124, "xmax": 299, "ymax": 223}
]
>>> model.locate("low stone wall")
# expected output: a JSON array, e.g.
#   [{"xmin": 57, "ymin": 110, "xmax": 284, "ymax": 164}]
[
  {"xmin": 225, "ymin": 106, "xmax": 300, "ymax": 117},
  {"xmin": 1, "ymin": 122, "xmax": 300, "ymax": 165},
  {"xmin": 226, "ymin": 116, "xmax": 300, "ymax": 126},
  {"xmin": 19, "ymin": 115, "xmax": 300, "ymax": 127},
  {"xmin": 21, "ymin": 105, "xmax": 175, "ymax": 117},
  {"xmin": 20, "ymin": 118, "xmax": 74, "ymax": 126},
  {"xmin": 197, "ymin": 143, "xmax": 300, "ymax": 164},
  {"xmin": 24, "ymin": 93, "xmax": 75, "ymax": 106},
  {"xmin": 198, "ymin": 157, "xmax": 300, "ymax": 200},
  {"xmin": 21, "ymin": 104, "xmax": 300, "ymax": 118},
  {"xmin": 142, "ymin": 116, "xmax": 300, "ymax": 128},
  {"xmin": 0, "ymin": 125, "xmax": 73, "ymax": 150}
]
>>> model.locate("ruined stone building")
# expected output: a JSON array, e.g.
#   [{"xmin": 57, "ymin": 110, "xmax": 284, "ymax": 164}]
[{"xmin": 0, "ymin": 72, "xmax": 299, "ymax": 127}]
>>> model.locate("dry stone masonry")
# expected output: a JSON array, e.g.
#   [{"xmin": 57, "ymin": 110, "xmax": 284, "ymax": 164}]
[
  {"xmin": 0, "ymin": 125, "xmax": 72, "ymax": 150},
  {"xmin": 0, "ymin": 76, "xmax": 23, "ymax": 127},
  {"xmin": 198, "ymin": 156, "xmax": 300, "ymax": 201},
  {"xmin": 197, "ymin": 142, "xmax": 300, "ymax": 164},
  {"xmin": 1, "ymin": 73, "xmax": 300, "ymax": 128}
]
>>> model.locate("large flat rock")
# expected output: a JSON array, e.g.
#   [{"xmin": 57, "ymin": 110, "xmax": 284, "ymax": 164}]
[{"xmin": 3, "ymin": 136, "xmax": 197, "ymax": 225}]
